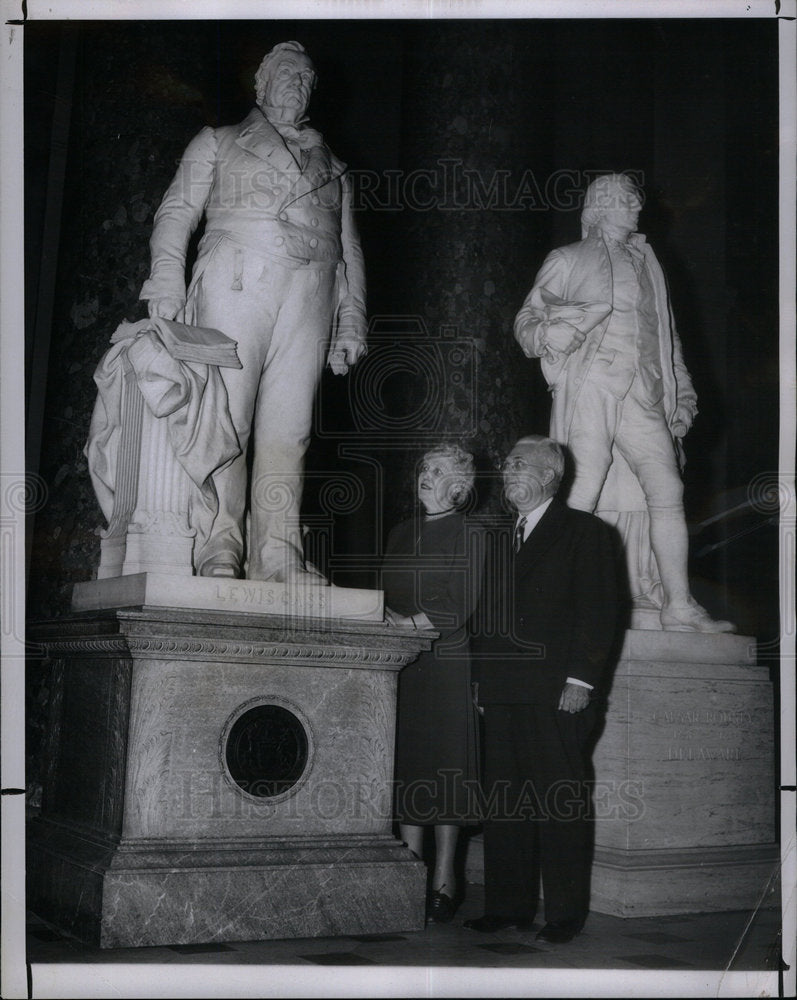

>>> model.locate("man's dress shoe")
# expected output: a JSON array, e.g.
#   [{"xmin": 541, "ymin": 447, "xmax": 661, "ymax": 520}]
[
  {"xmin": 463, "ymin": 914, "xmax": 536, "ymax": 933},
  {"xmin": 535, "ymin": 920, "xmax": 583, "ymax": 943}
]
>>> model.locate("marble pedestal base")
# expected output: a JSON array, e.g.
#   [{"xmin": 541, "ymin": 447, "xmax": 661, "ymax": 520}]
[
  {"xmin": 28, "ymin": 607, "xmax": 432, "ymax": 947},
  {"xmin": 30, "ymin": 830, "xmax": 423, "ymax": 948},
  {"xmin": 590, "ymin": 629, "xmax": 777, "ymax": 917}
]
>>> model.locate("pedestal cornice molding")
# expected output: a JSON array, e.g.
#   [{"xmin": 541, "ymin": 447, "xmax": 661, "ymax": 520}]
[{"xmin": 29, "ymin": 608, "xmax": 435, "ymax": 670}]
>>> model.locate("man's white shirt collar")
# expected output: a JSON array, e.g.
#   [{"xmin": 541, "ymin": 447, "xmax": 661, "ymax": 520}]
[{"xmin": 515, "ymin": 497, "xmax": 553, "ymax": 543}]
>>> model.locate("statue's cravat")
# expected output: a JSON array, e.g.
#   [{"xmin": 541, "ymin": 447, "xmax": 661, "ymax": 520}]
[
  {"xmin": 259, "ymin": 106, "xmax": 324, "ymax": 171},
  {"xmin": 268, "ymin": 119, "xmax": 324, "ymax": 151},
  {"xmin": 606, "ymin": 232, "xmax": 644, "ymax": 274},
  {"xmin": 249, "ymin": 106, "xmax": 323, "ymax": 174}
]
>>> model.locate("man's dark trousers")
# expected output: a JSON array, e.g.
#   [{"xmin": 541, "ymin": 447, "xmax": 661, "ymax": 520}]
[
  {"xmin": 482, "ymin": 697, "xmax": 596, "ymax": 925},
  {"xmin": 472, "ymin": 499, "xmax": 618, "ymax": 927}
]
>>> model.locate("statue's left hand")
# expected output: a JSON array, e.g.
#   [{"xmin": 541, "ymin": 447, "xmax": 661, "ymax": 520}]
[
  {"xmin": 327, "ymin": 336, "xmax": 367, "ymax": 375},
  {"xmin": 147, "ymin": 297, "xmax": 185, "ymax": 322},
  {"xmin": 670, "ymin": 403, "xmax": 694, "ymax": 438}
]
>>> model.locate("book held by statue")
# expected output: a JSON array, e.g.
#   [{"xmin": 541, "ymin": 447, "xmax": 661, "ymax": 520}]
[{"xmin": 111, "ymin": 317, "xmax": 242, "ymax": 368}]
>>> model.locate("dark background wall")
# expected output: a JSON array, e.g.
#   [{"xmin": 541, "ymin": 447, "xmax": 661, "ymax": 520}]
[{"xmin": 24, "ymin": 18, "xmax": 779, "ymax": 646}]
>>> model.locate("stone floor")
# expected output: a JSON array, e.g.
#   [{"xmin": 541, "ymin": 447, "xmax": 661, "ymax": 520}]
[{"xmin": 24, "ymin": 877, "xmax": 785, "ymax": 999}]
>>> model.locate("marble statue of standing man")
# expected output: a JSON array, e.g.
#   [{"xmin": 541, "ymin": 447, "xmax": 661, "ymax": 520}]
[
  {"xmin": 139, "ymin": 41, "xmax": 367, "ymax": 582},
  {"xmin": 514, "ymin": 173, "xmax": 733, "ymax": 633}
]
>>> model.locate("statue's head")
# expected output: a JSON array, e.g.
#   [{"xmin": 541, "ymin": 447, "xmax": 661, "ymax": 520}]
[
  {"xmin": 580, "ymin": 173, "xmax": 642, "ymax": 238},
  {"xmin": 416, "ymin": 444, "xmax": 476, "ymax": 514},
  {"xmin": 255, "ymin": 41, "xmax": 317, "ymax": 121},
  {"xmin": 501, "ymin": 435, "xmax": 565, "ymax": 513}
]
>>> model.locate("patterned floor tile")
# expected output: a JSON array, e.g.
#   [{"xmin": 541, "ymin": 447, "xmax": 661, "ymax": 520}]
[
  {"xmin": 27, "ymin": 926, "xmax": 65, "ymax": 942},
  {"xmin": 622, "ymin": 931, "xmax": 689, "ymax": 944},
  {"xmin": 478, "ymin": 942, "xmax": 544, "ymax": 956},
  {"xmin": 615, "ymin": 953, "xmax": 694, "ymax": 968},
  {"xmin": 168, "ymin": 943, "xmax": 237, "ymax": 954},
  {"xmin": 347, "ymin": 934, "xmax": 408, "ymax": 943},
  {"xmin": 298, "ymin": 951, "xmax": 376, "ymax": 965}
]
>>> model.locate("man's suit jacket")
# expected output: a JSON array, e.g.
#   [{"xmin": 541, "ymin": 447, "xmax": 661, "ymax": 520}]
[
  {"xmin": 472, "ymin": 498, "xmax": 619, "ymax": 707},
  {"xmin": 140, "ymin": 107, "xmax": 366, "ymax": 343}
]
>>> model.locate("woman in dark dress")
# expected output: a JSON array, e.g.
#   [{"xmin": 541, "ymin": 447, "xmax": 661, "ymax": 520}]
[{"xmin": 382, "ymin": 444, "xmax": 483, "ymax": 923}]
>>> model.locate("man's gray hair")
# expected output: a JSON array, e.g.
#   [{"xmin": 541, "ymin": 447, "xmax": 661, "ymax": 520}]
[
  {"xmin": 580, "ymin": 173, "xmax": 640, "ymax": 234},
  {"xmin": 254, "ymin": 41, "xmax": 315, "ymax": 106},
  {"xmin": 513, "ymin": 435, "xmax": 566, "ymax": 490}
]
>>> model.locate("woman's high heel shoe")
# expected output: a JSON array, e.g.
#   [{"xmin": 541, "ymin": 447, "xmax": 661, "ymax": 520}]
[{"xmin": 427, "ymin": 884, "xmax": 457, "ymax": 924}]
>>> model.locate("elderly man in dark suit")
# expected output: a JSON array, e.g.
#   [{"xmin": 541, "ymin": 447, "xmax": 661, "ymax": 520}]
[
  {"xmin": 140, "ymin": 41, "xmax": 366, "ymax": 582},
  {"xmin": 466, "ymin": 435, "xmax": 619, "ymax": 943}
]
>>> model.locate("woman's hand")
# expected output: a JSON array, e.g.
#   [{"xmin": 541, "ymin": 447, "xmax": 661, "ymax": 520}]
[{"xmin": 384, "ymin": 607, "xmax": 433, "ymax": 628}]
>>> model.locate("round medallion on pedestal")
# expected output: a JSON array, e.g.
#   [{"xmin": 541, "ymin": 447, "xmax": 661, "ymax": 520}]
[{"xmin": 221, "ymin": 699, "xmax": 313, "ymax": 799}]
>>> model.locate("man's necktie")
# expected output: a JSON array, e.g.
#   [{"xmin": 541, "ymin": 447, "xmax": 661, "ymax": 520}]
[{"xmin": 514, "ymin": 516, "xmax": 527, "ymax": 553}]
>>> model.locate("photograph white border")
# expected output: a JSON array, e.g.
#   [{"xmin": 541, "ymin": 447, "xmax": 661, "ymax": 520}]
[{"xmin": 2, "ymin": 1, "xmax": 794, "ymax": 997}]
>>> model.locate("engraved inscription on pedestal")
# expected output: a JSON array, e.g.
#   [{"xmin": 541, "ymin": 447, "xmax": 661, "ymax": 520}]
[
  {"xmin": 222, "ymin": 699, "xmax": 313, "ymax": 800},
  {"xmin": 213, "ymin": 580, "xmax": 328, "ymax": 614},
  {"xmin": 654, "ymin": 707, "xmax": 752, "ymax": 762}
]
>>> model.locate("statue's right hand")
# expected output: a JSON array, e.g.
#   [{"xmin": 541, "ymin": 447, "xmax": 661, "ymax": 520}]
[
  {"xmin": 147, "ymin": 297, "xmax": 185, "ymax": 322},
  {"xmin": 544, "ymin": 319, "xmax": 586, "ymax": 355}
]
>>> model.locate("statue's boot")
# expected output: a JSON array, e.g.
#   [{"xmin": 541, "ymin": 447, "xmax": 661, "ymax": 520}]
[
  {"xmin": 199, "ymin": 556, "xmax": 239, "ymax": 578},
  {"xmin": 660, "ymin": 597, "xmax": 736, "ymax": 633},
  {"xmin": 650, "ymin": 507, "xmax": 736, "ymax": 633}
]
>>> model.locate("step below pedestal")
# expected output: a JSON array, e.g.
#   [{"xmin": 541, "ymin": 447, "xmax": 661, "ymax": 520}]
[
  {"xmin": 591, "ymin": 843, "xmax": 778, "ymax": 918},
  {"xmin": 29, "ymin": 827, "xmax": 424, "ymax": 948}
]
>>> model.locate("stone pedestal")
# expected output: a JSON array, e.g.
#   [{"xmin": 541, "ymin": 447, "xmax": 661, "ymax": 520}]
[
  {"xmin": 590, "ymin": 629, "xmax": 777, "ymax": 917},
  {"xmin": 28, "ymin": 607, "xmax": 433, "ymax": 947}
]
